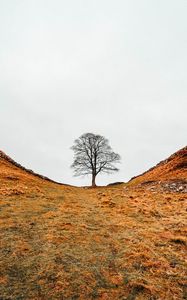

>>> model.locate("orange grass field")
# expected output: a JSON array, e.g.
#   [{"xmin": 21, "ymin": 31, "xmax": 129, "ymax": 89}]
[{"xmin": 0, "ymin": 148, "xmax": 186, "ymax": 299}]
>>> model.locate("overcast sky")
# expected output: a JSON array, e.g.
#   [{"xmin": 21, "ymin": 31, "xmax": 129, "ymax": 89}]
[{"xmin": 0, "ymin": 0, "xmax": 186, "ymax": 186}]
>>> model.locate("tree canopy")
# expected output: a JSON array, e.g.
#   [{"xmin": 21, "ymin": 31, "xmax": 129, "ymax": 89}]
[{"xmin": 71, "ymin": 133, "xmax": 121, "ymax": 186}]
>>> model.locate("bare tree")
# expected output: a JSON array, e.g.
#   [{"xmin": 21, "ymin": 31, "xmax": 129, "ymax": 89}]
[{"xmin": 71, "ymin": 133, "xmax": 121, "ymax": 187}]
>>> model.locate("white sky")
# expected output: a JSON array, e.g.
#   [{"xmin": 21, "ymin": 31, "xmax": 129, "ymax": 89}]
[{"xmin": 0, "ymin": 0, "xmax": 186, "ymax": 186}]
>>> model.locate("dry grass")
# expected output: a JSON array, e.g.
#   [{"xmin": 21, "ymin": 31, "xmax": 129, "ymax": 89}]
[
  {"xmin": 0, "ymin": 154, "xmax": 187, "ymax": 299},
  {"xmin": 129, "ymin": 146, "xmax": 187, "ymax": 185}
]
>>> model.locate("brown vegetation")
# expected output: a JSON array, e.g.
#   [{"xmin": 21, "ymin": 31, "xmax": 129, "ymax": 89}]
[
  {"xmin": 0, "ymin": 148, "xmax": 186, "ymax": 299},
  {"xmin": 130, "ymin": 146, "xmax": 187, "ymax": 184}
]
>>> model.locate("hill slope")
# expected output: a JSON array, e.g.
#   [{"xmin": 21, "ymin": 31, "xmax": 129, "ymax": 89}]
[
  {"xmin": 0, "ymin": 150, "xmax": 62, "ymax": 184},
  {"xmin": 0, "ymin": 149, "xmax": 187, "ymax": 300},
  {"xmin": 129, "ymin": 146, "xmax": 187, "ymax": 192},
  {"xmin": 0, "ymin": 150, "xmax": 72, "ymax": 197}
]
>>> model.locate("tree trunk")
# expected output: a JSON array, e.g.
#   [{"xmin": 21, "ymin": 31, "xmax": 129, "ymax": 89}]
[{"xmin": 92, "ymin": 173, "xmax": 96, "ymax": 187}]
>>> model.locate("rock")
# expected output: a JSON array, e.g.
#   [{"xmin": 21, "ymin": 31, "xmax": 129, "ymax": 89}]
[{"xmin": 178, "ymin": 186, "xmax": 184, "ymax": 191}]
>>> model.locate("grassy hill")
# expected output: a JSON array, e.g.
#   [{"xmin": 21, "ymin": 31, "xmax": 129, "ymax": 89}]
[
  {"xmin": 0, "ymin": 148, "xmax": 187, "ymax": 299},
  {"xmin": 130, "ymin": 146, "xmax": 187, "ymax": 184}
]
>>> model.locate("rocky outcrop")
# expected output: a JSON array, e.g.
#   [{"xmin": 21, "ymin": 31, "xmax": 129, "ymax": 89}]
[{"xmin": 140, "ymin": 179, "xmax": 187, "ymax": 193}]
